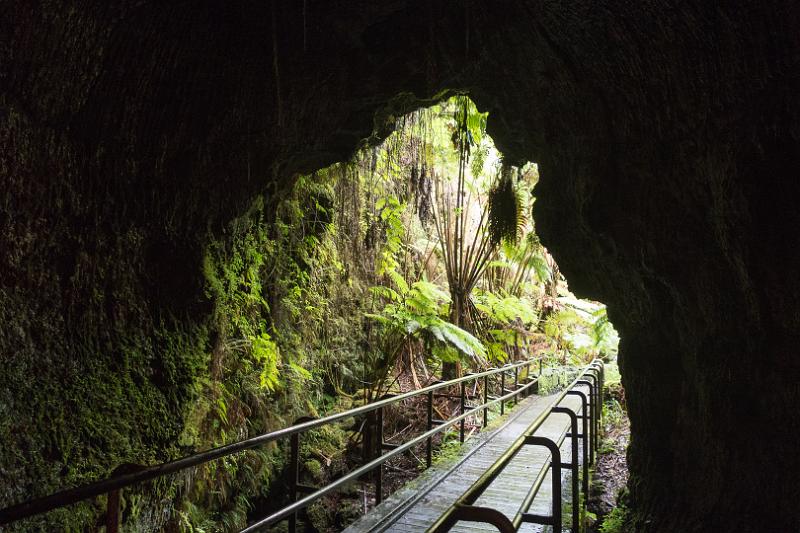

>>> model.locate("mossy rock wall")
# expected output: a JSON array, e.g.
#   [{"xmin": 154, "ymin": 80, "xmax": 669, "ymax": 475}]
[{"xmin": 2, "ymin": 2, "xmax": 799, "ymax": 531}]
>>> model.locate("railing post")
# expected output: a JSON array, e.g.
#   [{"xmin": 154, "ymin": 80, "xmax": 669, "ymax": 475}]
[
  {"xmin": 363, "ymin": 412, "xmax": 373, "ymax": 474},
  {"xmin": 289, "ymin": 430, "xmax": 300, "ymax": 533},
  {"xmin": 553, "ymin": 406, "xmax": 579, "ymax": 531},
  {"xmin": 598, "ymin": 364, "xmax": 604, "ymax": 447},
  {"xmin": 524, "ymin": 435, "xmax": 562, "ymax": 532},
  {"xmin": 513, "ymin": 367, "xmax": 519, "ymax": 405},
  {"xmin": 597, "ymin": 363, "xmax": 605, "ymax": 448},
  {"xmin": 522, "ymin": 362, "xmax": 529, "ymax": 398},
  {"xmin": 527, "ymin": 360, "xmax": 535, "ymax": 397},
  {"xmin": 105, "ymin": 489, "xmax": 120, "ymax": 533},
  {"xmin": 376, "ymin": 405, "xmax": 384, "ymax": 504},
  {"xmin": 600, "ymin": 363, "xmax": 605, "ymax": 432},
  {"xmin": 500, "ymin": 371, "xmax": 506, "ymax": 416},
  {"xmin": 584, "ymin": 373, "xmax": 595, "ymax": 460},
  {"xmin": 483, "ymin": 374, "xmax": 489, "ymax": 427},
  {"xmin": 592, "ymin": 361, "xmax": 605, "ymax": 447},
  {"xmin": 287, "ymin": 416, "xmax": 317, "ymax": 532},
  {"xmin": 426, "ymin": 390, "xmax": 433, "ymax": 468},
  {"xmin": 568, "ymin": 389, "xmax": 591, "ymax": 498},
  {"xmin": 585, "ymin": 373, "xmax": 601, "ymax": 462},
  {"xmin": 600, "ymin": 362, "xmax": 605, "ymax": 404},
  {"xmin": 583, "ymin": 389, "xmax": 590, "ymax": 495},
  {"xmin": 576, "ymin": 379, "xmax": 596, "ymax": 465},
  {"xmin": 460, "ymin": 380, "xmax": 466, "ymax": 443}
]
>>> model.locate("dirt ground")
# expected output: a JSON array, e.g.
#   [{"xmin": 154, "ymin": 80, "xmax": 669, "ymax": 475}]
[{"xmin": 588, "ymin": 407, "xmax": 630, "ymax": 529}]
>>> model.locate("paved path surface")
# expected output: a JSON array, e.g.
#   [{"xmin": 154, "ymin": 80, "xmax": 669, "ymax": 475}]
[{"xmin": 344, "ymin": 386, "xmax": 590, "ymax": 533}]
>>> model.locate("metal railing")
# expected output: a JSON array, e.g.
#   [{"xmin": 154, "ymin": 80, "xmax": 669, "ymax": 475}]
[
  {"xmin": 0, "ymin": 357, "xmax": 558, "ymax": 532},
  {"xmin": 429, "ymin": 359, "xmax": 604, "ymax": 533}
]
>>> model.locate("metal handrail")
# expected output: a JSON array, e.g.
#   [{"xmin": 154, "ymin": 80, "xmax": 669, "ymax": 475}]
[
  {"xmin": 0, "ymin": 356, "xmax": 543, "ymax": 529},
  {"xmin": 428, "ymin": 359, "xmax": 603, "ymax": 532},
  {"xmin": 243, "ymin": 365, "xmax": 542, "ymax": 532}
]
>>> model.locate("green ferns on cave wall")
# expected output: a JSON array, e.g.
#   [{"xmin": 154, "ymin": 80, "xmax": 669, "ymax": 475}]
[
  {"xmin": 2, "ymin": 96, "xmax": 618, "ymax": 532},
  {"xmin": 175, "ymin": 95, "xmax": 618, "ymax": 531}
]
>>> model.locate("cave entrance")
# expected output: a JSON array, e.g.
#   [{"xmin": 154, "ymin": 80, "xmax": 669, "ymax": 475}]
[
  {"xmin": 278, "ymin": 95, "xmax": 621, "ymax": 387},
  {"xmin": 229, "ymin": 95, "xmax": 627, "ymax": 529}
]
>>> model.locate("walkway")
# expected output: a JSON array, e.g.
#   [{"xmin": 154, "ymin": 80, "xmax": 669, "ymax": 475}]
[
  {"xmin": 0, "ymin": 361, "xmax": 599, "ymax": 533},
  {"xmin": 344, "ymin": 386, "xmax": 590, "ymax": 533}
]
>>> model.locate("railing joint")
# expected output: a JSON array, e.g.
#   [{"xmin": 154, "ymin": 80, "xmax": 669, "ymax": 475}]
[{"xmin": 521, "ymin": 512, "xmax": 555, "ymax": 525}]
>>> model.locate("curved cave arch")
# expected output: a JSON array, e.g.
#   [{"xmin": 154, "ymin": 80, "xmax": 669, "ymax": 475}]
[{"xmin": 2, "ymin": 1, "xmax": 799, "ymax": 531}]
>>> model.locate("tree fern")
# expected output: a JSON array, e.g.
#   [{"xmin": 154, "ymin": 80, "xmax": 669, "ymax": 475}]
[{"xmin": 367, "ymin": 280, "xmax": 488, "ymax": 368}]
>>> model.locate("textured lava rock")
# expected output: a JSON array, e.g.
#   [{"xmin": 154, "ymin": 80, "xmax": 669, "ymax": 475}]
[{"xmin": 2, "ymin": 1, "xmax": 799, "ymax": 531}]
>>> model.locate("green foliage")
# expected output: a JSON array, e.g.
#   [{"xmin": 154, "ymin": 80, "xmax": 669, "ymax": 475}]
[
  {"xmin": 498, "ymin": 232, "xmax": 552, "ymax": 291},
  {"xmin": 251, "ymin": 332, "xmax": 280, "ymax": 391},
  {"xmin": 431, "ymin": 432, "xmax": 467, "ymax": 466},
  {"xmin": 487, "ymin": 169, "xmax": 525, "ymax": 245},
  {"xmin": 591, "ymin": 308, "xmax": 620, "ymax": 358},
  {"xmin": 453, "ymin": 95, "xmax": 488, "ymax": 150},
  {"xmin": 375, "ymin": 196, "xmax": 408, "ymax": 290},
  {"xmin": 543, "ymin": 299, "xmax": 619, "ymax": 364},
  {"xmin": 472, "ymin": 289, "xmax": 538, "ymax": 364},
  {"xmin": 0, "ymin": 93, "xmax": 622, "ymax": 533},
  {"xmin": 368, "ymin": 279, "xmax": 487, "ymax": 362},
  {"xmin": 599, "ymin": 503, "xmax": 631, "ymax": 533},
  {"xmin": 181, "ymin": 173, "xmax": 360, "ymax": 530},
  {"xmin": 473, "ymin": 289, "xmax": 537, "ymax": 325},
  {"xmin": 202, "ymin": 197, "xmax": 283, "ymax": 391}
]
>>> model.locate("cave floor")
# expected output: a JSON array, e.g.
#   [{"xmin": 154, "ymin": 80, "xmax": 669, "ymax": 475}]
[{"xmin": 589, "ymin": 414, "xmax": 630, "ymax": 521}]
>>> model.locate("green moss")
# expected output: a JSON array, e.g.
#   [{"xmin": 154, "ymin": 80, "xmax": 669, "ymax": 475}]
[
  {"xmin": 431, "ymin": 434, "xmax": 465, "ymax": 466},
  {"xmin": 304, "ymin": 459, "xmax": 324, "ymax": 482},
  {"xmin": 306, "ymin": 500, "xmax": 330, "ymax": 531},
  {"xmin": 599, "ymin": 503, "xmax": 632, "ymax": 533},
  {"xmin": 0, "ymin": 315, "xmax": 210, "ymax": 531},
  {"xmin": 299, "ymin": 423, "xmax": 350, "ymax": 484},
  {"xmin": 337, "ymin": 498, "xmax": 363, "ymax": 526},
  {"xmin": 170, "ymin": 185, "xmax": 366, "ymax": 531}
]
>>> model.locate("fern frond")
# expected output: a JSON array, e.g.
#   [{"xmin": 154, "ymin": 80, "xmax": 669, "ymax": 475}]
[{"xmin": 487, "ymin": 168, "xmax": 525, "ymax": 245}]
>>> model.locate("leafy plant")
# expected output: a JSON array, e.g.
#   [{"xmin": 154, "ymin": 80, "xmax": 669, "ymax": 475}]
[
  {"xmin": 472, "ymin": 288, "xmax": 538, "ymax": 364},
  {"xmin": 542, "ymin": 298, "xmax": 619, "ymax": 364},
  {"xmin": 427, "ymin": 97, "xmax": 532, "ymax": 376},
  {"xmin": 366, "ymin": 279, "xmax": 487, "ymax": 396},
  {"xmin": 599, "ymin": 503, "xmax": 631, "ymax": 533}
]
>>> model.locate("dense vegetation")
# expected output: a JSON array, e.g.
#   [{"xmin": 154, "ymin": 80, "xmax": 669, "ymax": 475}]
[
  {"xmin": 177, "ymin": 96, "xmax": 618, "ymax": 531},
  {"xmin": 6, "ymin": 97, "xmax": 618, "ymax": 532}
]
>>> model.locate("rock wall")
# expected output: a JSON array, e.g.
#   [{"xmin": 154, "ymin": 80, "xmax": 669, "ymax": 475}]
[{"xmin": 2, "ymin": 1, "xmax": 798, "ymax": 530}]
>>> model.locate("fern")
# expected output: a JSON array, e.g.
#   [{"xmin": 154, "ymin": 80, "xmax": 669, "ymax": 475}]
[
  {"xmin": 473, "ymin": 289, "xmax": 537, "ymax": 325},
  {"xmin": 487, "ymin": 168, "xmax": 525, "ymax": 245},
  {"xmin": 251, "ymin": 332, "xmax": 280, "ymax": 391},
  {"xmin": 438, "ymin": 321, "xmax": 486, "ymax": 358},
  {"xmin": 367, "ymin": 280, "xmax": 487, "ymax": 363}
]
